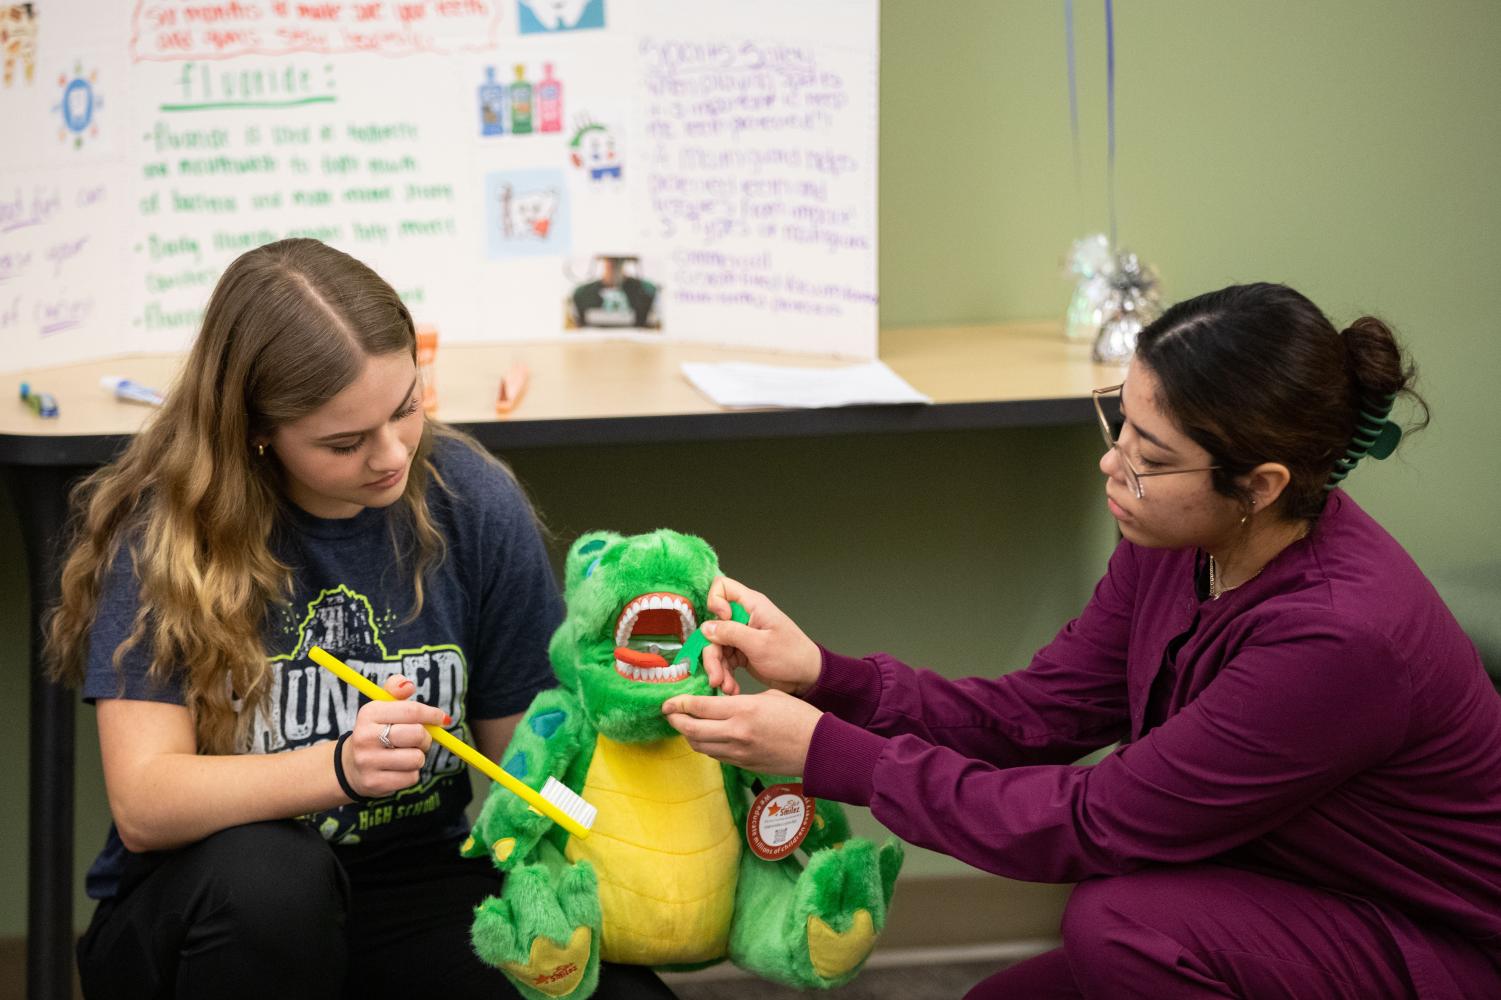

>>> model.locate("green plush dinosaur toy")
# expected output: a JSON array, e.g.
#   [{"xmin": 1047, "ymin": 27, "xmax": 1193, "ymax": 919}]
[{"xmin": 463, "ymin": 529, "xmax": 903, "ymax": 999}]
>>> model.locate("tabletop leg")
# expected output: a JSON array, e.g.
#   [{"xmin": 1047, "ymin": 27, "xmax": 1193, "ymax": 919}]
[{"xmin": 5, "ymin": 466, "xmax": 86, "ymax": 1000}]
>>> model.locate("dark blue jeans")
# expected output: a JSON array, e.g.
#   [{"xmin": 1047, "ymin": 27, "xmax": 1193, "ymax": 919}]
[{"xmin": 77, "ymin": 820, "xmax": 676, "ymax": 1000}]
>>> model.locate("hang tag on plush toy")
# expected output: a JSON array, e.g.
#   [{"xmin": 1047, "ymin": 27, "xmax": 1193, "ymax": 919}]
[{"xmin": 747, "ymin": 782, "xmax": 815, "ymax": 861}]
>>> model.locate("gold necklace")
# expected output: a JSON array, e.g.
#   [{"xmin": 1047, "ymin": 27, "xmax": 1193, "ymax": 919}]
[
  {"xmin": 1209, "ymin": 555, "xmax": 1265, "ymax": 600},
  {"xmin": 1210, "ymin": 522, "xmax": 1311, "ymax": 600}
]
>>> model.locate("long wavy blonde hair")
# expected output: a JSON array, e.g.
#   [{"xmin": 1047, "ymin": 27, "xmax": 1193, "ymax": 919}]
[{"xmin": 47, "ymin": 238, "xmax": 456, "ymax": 754}]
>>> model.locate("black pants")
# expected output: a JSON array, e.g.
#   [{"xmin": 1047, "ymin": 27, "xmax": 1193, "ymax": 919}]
[{"xmin": 77, "ymin": 820, "xmax": 677, "ymax": 1000}]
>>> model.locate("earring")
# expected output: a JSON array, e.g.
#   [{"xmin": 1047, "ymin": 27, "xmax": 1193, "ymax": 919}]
[
  {"xmin": 1240, "ymin": 499, "xmax": 1256, "ymax": 526},
  {"xmin": 256, "ymin": 443, "xmax": 266, "ymax": 457}
]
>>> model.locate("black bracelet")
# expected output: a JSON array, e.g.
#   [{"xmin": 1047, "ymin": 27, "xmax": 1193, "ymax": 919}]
[{"xmin": 332, "ymin": 731, "xmax": 368, "ymax": 804}]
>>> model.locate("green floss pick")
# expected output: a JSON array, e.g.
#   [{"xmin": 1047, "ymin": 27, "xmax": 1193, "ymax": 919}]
[{"xmin": 673, "ymin": 601, "xmax": 751, "ymax": 675}]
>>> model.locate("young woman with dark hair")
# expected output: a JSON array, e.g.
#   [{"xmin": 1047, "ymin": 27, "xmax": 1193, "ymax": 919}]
[
  {"xmin": 48, "ymin": 239, "xmax": 676, "ymax": 999},
  {"xmin": 664, "ymin": 283, "xmax": 1501, "ymax": 999}
]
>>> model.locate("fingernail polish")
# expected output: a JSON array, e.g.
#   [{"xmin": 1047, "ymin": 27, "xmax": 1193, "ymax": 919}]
[{"xmin": 442, "ymin": 714, "xmax": 452, "ymax": 726}]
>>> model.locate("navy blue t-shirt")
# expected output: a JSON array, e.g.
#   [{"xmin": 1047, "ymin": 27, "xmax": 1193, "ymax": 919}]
[{"xmin": 81, "ymin": 436, "xmax": 561, "ymax": 899}]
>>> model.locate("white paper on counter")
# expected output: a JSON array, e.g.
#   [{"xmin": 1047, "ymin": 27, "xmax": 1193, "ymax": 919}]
[{"xmin": 680, "ymin": 360, "xmax": 931, "ymax": 410}]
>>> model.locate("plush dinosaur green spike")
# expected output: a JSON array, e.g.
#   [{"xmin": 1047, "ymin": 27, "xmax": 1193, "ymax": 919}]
[{"xmin": 468, "ymin": 529, "xmax": 903, "ymax": 999}]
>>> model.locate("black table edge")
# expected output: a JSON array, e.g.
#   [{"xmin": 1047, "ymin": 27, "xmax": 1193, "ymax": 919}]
[{"xmin": 0, "ymin": 396, "xmax": 1094, "ymax": 466}]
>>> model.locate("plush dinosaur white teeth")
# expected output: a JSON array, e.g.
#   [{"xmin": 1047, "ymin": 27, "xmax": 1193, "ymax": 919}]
[
  {"xmin": 614, "ymin": 592, "xmax": 702, "ymax": 647},
  {"xmin": 613, "ymin": 659, "xmax": 691, "ymax": 683}
]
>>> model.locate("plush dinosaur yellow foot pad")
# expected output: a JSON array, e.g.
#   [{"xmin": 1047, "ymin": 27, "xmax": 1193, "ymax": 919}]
[
  {"xmin": 808, "ymin": 909, "xmax": 877, "ymax": 980},
  {"xmin": 503, "ymin": 927, "xmax": 592, "ymax": 998},
  {"xmin": 472, "ymin": 861, "xmax": 602, "ymax": 1000},
  {"xmin": 766, "ymin": 835, "xmax": 902, "ymax": 987}
]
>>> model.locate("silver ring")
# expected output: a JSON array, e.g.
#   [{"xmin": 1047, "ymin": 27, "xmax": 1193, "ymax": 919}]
[{"xmin": 378, "ymin": 723, "xmax": 393, "ymax": 749}]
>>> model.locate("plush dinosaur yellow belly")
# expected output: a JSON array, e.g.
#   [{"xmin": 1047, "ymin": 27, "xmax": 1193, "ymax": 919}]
[{"xmin": 564, "ymin": 733, "xmax": 740, "ymax": 965}]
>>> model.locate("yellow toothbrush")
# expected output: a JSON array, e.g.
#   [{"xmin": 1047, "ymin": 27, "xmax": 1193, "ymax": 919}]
[{"xmin": 310, "ymin": 646, "xmax": 595, "ymax": 839}]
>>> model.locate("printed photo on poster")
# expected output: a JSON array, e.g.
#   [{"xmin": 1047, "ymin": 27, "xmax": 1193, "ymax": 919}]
[{"xmin": 564, "ymin": 253, "xmax": 661, "ymax": 331}]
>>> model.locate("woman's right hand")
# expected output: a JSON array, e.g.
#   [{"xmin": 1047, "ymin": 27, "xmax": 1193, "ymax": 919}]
[
  {"xmin": 341, "ymin": 674, "xmax": 450, "ymax": 800},
  {"xmin": 700, "ymin": 576, "xmax": 821, "ymax": 697}
]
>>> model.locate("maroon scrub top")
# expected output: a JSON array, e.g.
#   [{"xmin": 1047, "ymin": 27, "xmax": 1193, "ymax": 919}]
[{"xmin": 804, "ymin": 490, "xmax": 1501, "ymax": 991}]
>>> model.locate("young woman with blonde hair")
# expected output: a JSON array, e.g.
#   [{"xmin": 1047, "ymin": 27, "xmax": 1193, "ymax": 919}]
[{"xmin": 49, "ymin": 239, "xmax": 675, "ymax": 999}]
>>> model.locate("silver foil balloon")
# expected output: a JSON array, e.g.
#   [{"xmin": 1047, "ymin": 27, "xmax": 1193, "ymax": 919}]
[
  {"xmin": 1091, "ymin": 252, "xmax": 1162, "ymax": 365},
  {"xmin": 1064, "ymin": 233, "xmax": 1114, "ymax": 343}
]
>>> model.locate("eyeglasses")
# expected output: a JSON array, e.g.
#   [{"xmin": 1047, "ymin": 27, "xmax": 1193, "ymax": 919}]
[{"xmin": 1092, "ymin": 383, "xmax": 1219, "ymax": 499}]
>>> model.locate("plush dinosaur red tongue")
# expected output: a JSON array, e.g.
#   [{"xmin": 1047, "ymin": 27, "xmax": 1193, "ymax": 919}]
[{"xmin": 614, "ymin": 647, "xmax": 669, "ymax": 669}]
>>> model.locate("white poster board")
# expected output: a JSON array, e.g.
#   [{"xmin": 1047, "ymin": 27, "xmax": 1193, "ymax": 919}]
[{"xmin": 0, "ymin": 0, "xmax": 879, "ymax": 373}]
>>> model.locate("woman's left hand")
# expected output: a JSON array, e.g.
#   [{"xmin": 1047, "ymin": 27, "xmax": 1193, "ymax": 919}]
[{"xmin": 662, "ymin": 690, "xmax": 822, "ymax": 776}]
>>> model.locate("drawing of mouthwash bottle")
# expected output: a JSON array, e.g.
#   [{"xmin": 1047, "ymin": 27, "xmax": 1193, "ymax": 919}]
[
  {"xmin": 538, "ymin": 63, "xmax": 563, "ymax": 133},
  {"xmin": 509, "ymin": 65, "xmax": 533, "ymax": 135},
  {"xmin": 478, "ymin": 66, "xmax": 505, "ymax": 136}
]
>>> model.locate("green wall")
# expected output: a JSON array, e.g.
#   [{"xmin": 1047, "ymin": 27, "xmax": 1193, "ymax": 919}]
[
  {"xmin": 4, "ymin": 0, "xmax": 1499, "ymax": 938},
  {"xmin": 879, "ymin": 1, "xmax": 1501, "ymax": 589}
]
